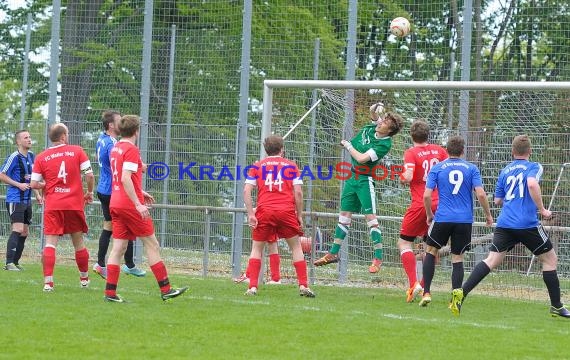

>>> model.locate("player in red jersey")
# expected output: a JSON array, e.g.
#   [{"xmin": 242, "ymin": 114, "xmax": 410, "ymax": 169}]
[
  {"xmin": 399, "ymin": 120, "xmax": 448, "ymax": 302},
  {"xmin": 30, "ymin": 123, "xmax": 95, "ymax": 292},
  {"xmin": 242, "ymin": 135, "xmax": 315, "ymax": 297},
  {"xmin": 103, "ymin": 115, "xmax": 188, "ymax": 302},
  {"xmin": 233, "ymin": 235, "xmax": 282, "ymax": 285}
]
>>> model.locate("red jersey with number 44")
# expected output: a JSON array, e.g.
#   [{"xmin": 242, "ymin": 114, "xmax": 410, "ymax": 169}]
[
  {"xmin": 245, "ymin": 156, "xmax": 303, "ymax": 212},
  {"xmin": 31, "ymin": 144, "xmax": 92, "ymax": 211},
  {"xmin": 404, "ymin": 144, "xmax": 448, "ymax": 205},
  {"xmin": 109, "ymin": 140, "xmax": 144, "ymax": 209}
]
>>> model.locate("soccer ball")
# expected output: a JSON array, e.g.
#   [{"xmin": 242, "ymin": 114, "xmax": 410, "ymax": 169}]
[
  {"xmin": 370, "ymin": 102, "xmax": 385, "ymax": 116},
  {"xmin": 369, "ymin": 102, "xmax": 385, "ymax": 123},
  {"xmin": 299, "ymin": 236, "xmax": 312, "ymax": 254},
  {"xmin": 390, "ymin": 17, "xmax": 411, "ymax": 37}
]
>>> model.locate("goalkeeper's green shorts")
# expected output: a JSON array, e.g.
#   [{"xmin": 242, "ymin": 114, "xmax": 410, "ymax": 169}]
[{"xmin": 339, "ymin": 175, "xmax": 377, "ymax": 214}]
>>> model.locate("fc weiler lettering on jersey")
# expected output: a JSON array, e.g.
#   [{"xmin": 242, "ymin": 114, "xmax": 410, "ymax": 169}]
[
  {"xmin": 145, "ymin": 161, "xmax": 405, "ymax": 182},
  {"xmin": 43, "ymin": 151, "xmax": 76, "ymax": 161}
]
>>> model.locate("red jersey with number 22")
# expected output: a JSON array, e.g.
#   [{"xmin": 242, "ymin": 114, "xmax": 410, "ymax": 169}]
[
  {"xmin": 404, "ymin": 144, "xmax": 448, "ymax": 206},
  {"xmin": 245, "ymin": 156, "xmax": 302, "ymax": 212},
  {"xmin": 31, "ymin": 144, "xmax": 91, "ymax": 211},
  {"xmin": 109, "ymin": 140, "xmax": 144, "ymax": 209}
]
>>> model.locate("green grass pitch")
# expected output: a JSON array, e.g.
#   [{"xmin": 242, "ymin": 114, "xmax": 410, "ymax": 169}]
[{"xmin": 2, "ymin": 264, "xmax": 569, "ymax": 359}]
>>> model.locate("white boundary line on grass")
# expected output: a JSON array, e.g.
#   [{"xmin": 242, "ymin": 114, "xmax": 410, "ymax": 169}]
[{"xmin": 12, "ymin": 278, "xmax": 570, "ymax": 335}]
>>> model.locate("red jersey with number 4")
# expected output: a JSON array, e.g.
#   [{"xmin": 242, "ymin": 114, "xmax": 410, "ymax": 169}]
[
  {"xmin": 404, "ymin": 144, "xmax": 448, "ymax": 205},
  {"xmin": 245, "ymin": 156, "xmax": 302, "ymax": 212},
  {"xmin": 31, "ymin": 144, "xmax": 92, "ymax": 211},
  {"xmin": 109, "ymin": 140, "xmax": 144, "ymax": 209}
]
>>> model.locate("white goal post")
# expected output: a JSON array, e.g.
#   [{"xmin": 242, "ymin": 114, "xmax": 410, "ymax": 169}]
[{"xmin": 259, "ymin": 79, "xmax": 570, "ymax": 298}]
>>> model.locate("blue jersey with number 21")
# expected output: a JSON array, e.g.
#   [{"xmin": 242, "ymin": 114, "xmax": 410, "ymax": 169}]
[
  {"xmin": 495, "ymin": 159, "xmax": 542, "ymax": 229},
  {"xmin": 426, "ymin": 158, "xmax": 483, "ymax": 223}
]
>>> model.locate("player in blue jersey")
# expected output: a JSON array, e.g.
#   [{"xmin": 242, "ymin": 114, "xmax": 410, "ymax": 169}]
[
  {"xmin": 420, "ymin": 135, "xmax": 493, "ymax": 307},
  {"xmin": 0, "ymin": 130, "xmax": 43, "ymax": 270},
  {"xmin": 452, "ymin": 135, "xmax": 570, "ymax": 318},
  {"xmin": 93, "ymin": 110, "xmax": 146, "ymax": 279}
]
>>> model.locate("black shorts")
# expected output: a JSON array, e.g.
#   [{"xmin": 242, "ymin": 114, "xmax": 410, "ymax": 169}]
[
  {"xmin": 426, "ymin": 222, "xmax": 472, "ymax": 255},
  {"xmin": 97, "ymin": 192, "xmax": 112, "ymax": 221},
  {"xmin": 490, "ymin": 226, "xmax": 552, "ymax": 256},
  {"xmin": 6, "ymin": 202, "xmax": 32, "ymax": 225}
]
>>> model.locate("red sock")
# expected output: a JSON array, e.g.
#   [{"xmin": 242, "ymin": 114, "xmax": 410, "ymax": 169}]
[
  {"xmin": 42, "ymin": 246, "xmax": 56, "ymax": 286},
  {"xmin": 247, "ymin": 258, "xmax": 261, "ymax": 288},
  {"xmin": 401, "ymin": 249, "xmax": 417, "ymax": 287},
  {"xmin": 269, "ymin": 253, "xmax": 281, "ymax": 281},
  {"xmin": 150, "ymin": 261, "xmax": 171, "ymax": 293},
  {"xmin": 75, "ymin": 247, "xmax": 89, "ymax": 280},
  {"xmin": 105, "ymin": 264, "xmax": 120, "ymax": 297},
  {"xmin": 293, "ymin": 260, "xmax": 308, "ymax": 287}
]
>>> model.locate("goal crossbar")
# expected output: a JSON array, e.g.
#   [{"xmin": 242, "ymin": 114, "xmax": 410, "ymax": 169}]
[{"xmin": 264, "ymin": 80, "xmax": 570, "ymax": 91}]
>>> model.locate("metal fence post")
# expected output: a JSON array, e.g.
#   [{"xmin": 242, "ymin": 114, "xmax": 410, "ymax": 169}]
[
  {"xmin": 42, "ymin": 0, "xmax": 62, "ymax": 250},
  {"xmin": 231, "ymin": 0, "xmax": 253, "ymax": 279},
  {"xmin": 309, "ymin": 213, "xmax": 318, "ymax": 285},
  {"xmin": 203, "ymin": 208, "xmax": 211, "ymax": 277},
  {"xmin": 136, "ymin": 0, "xmax": 154, "ymax": 262},
  {"xmin": 161, "ymin": 24, "xmax": 176, "ymax": 243},
  {"xmin": 20, "ymin": 13, "xmax": 32, "ymax": 129}
]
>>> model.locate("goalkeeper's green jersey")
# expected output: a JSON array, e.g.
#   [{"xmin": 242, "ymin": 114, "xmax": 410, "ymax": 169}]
[{"xmin": 348, "ymin": 124, "xmax": 392, "ymax": 176}]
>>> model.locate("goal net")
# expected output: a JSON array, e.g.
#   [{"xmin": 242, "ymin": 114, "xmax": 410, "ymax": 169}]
[{"xmin": 262, "ymin": 80, "xmax": 570, "ymax": 300}]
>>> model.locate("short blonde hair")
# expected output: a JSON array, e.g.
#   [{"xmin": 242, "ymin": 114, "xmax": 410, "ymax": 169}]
[
  {"xmin": 49, "ymin": 123, "xmax": 68, "ymax": 142},
  {"xmin": 512, "ymin": 135, "xmax": 531, "ymax": 156},
  {"xmin": 118, "ymin": 115, "xmax": 140, "ymax": 137}
]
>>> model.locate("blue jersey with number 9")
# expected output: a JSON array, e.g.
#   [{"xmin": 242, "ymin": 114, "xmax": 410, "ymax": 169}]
[
  {"xmin": 426, "ymin": 158, "xmax": 483, "ymax": 223},
  {"xmin": 495, "ymin": 159, "xmax": 541, "ymax": 229}
]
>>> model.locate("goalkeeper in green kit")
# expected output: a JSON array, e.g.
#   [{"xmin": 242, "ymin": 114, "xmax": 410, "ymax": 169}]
[{"xmin": 314, "ymin": 103, "xmax": 404, "ymax": 273}]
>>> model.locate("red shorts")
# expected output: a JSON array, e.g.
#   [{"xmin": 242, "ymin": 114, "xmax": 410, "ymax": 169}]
[
  {"xmin": 110, "ymin": 207, "xmax": 154, "ymax": 240},
  {"xmin": 400, "ymin": 203, "xmax": 437, "ymax": 238},
  {"xmin": 252, "ymin": 209, "xmax": 303, "ymax": 241},
  {"xmin": 44, "ymin": 210, "xmax": 88, "ymax": 235}
]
